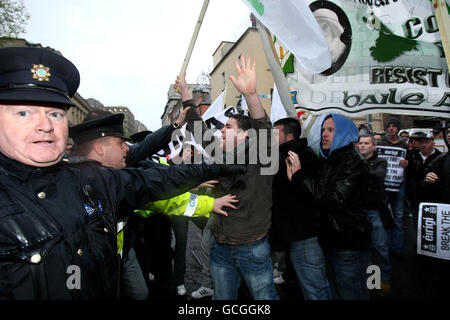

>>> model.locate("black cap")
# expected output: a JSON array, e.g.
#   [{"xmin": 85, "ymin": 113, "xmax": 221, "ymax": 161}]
[
  {"xmin": 130, "ymin": 130, "xmax": 153, "ymax": 143},
  {"xmin": 0, "ymin": 47, "xmax": 80, "ymax": 108},
  {"xmin": 69, "ymin": 113, "xmax": 130, "ymax": 144},
  {"xmin": 386, "ymin": 117, "xmax": 401, "ymax": 129}
]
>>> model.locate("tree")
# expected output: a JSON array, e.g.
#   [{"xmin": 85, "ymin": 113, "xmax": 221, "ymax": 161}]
[{"xmin": 0, "ymin": 0, "xmax": 30, "ymax": 38}]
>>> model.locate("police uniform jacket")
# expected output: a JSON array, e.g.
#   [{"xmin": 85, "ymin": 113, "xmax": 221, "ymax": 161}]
[{"xmin": 0, "ymin": 152, "xmax": 233, "ymax": 299}]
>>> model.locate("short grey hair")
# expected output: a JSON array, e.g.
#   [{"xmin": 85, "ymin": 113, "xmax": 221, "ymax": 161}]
[{"xmin": 358, "ymin": 134, "xmax": 377, "ymax": 145}]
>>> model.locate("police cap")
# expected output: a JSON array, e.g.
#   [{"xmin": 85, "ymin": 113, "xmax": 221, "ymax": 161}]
[
  {"xmin": 411, "ymin": 131, "xmax": 433, "ymax": 141},
  {"xmin": 70, "ymin": 113, "xmax": 130, "ymax": 144},
  {"xmin": 0, "ymin": 47, "xmax": 80, "ymax": 108},
  {"xmin": 130, "ymin": 130, "xmax": 153, "ymax": 143}
]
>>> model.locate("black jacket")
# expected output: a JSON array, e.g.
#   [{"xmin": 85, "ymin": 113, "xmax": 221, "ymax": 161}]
[
  {"xmin": 0, "ymin": 152, "xmax": 239, "ymax": 299},
  {"xmin": 421, "ymin": 152, "xmax": 450, "ymax": 204},
  {"xmin": 296, "ymin": 144, "xmax": 372, "ymax": 251},
  {"xmin": 364, "ymin": 152, "xmax": 394, "ymax": 229},
  {"xmin": 271, "ymin": 138, "xmax": 319, "ymax": 244},
  {"xmin": 406, "ymin": 148, "xmax": 442, "ymax": 210}
]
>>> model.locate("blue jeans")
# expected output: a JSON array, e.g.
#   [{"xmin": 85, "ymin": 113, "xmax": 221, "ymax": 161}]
[
  {"xmin": 325, "ymin": 250, "xmax": 371, "ymax": 300},
  {"xmin": 210, "ymin": 236, "xmax": 279, "ymax": 300},
  {"xmin": 290, "ymin": 237, "xmax": 332, "ymax": 300},
  {"xmin": 386, "ymin": 183, "xmax": 405, "ymax": 253},
  {"xmin": 367, "ymin": 210, "xmax": 391, "ymax": 281}
]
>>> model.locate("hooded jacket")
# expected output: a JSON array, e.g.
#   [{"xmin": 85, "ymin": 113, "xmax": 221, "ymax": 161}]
[{"xmin": 295, "ymin": 114, "xmax": 371, "ymax": 251}]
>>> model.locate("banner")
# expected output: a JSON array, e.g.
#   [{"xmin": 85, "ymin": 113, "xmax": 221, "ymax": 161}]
[
  {"xmin": 242, "ymin": 0, "xmax": 331, "ymax": 73},
  {"xmin": 270, "ymin": 83, "xmax": 288, "ymax": 123},
  {"xmin": 268, "ymin": 0, "xmax": 450, "ymax": 117},
  {"xmin": 376, "ymin": 145, "xmax": 406, "ymax": 191},
  {"xmin": 417, "ymin": 202, "xmax": 450, "ymax": 260}
]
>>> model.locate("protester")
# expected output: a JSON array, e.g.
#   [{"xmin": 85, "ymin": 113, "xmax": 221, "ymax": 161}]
[
  {"xmin": 415, "ymin": 124, "xmax": 450, "ymax": 299},
  {"xmin": 357, "ymin": 134, "xmax": 393, "ymax": 296},
  {"xmin": 0, "ymin": 47, "xmax": 246, "ymax": 299},
  {"xmin": 166, "ymin": 143, "xmax": 231, "ymax": 297},
  {"xmin": 271, "ymin": 117, "xmax": 331, "ymax": 300},
  {"xmin": 377, "ymin": 118, "xmax": 409, "ymax": 259},
  {"xmin": 373, "ymin": 133, "xmax": 383, "ymax": 144},
  {"xmin": 432, "ymin": 124, "xmax": 444, "ymax": 140},
  {"xmin": 423, "ymin": 123, "xmax": 450, "ymax": 203},
  {"xmin": 175, "ymin": 55, "xmax": 279, "ymax": 300},
  {"xmin": 286, "ymin": 113, "xmax": 372, "ymax": 300},
  {"xmin": 399, "ymin": 130, "xmax": 409, "ymax": 142},
  {"xmin": 190, "ymin": 217, "xmax": 215, "ymax": 299},
  {"xmin": 406, "ymin": 131, "xmax": 441, "ymax": 220}
]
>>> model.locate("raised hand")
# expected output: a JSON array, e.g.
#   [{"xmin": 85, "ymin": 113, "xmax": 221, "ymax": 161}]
[
  {"xmin": 174, "ymin": 72, "xmax": 191, "ymax": 101},
  {"xmin": 228, "ymin": 55, "xmax": 264, "ymax": 119},
  {"xmin": 229, "ymin": 55, "xmax": 257, "ymax": 96}
]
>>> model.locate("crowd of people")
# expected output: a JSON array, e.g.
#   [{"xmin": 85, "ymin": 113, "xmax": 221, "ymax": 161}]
[{"xmin": 0, "ymin": 47, "xmax": 449, "ymax": 301}]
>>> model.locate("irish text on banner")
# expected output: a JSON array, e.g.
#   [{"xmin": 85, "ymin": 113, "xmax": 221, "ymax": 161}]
[
  {"xmin": 376, "ymin": 145, "xmax": 406, "ymax": 192},
  {"xmin": 417, "ymin": 202, "xmax": 450, "ymax": 260},
  {"xmin": 268, "ymin": 0, "xmax": 450, "ymax": 118}
]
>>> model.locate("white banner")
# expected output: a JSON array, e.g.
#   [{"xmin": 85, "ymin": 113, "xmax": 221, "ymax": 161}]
[
  {"xmin": 242, "ymin": 0, "xmax": 331, "ymax": 74},
  {"xmin": 417, "ymin": 202, "xmax": 450, "ymax": 260},
  {"xmin": 270, "ymin": 83, "xmax": 287, "ymax": 123},
  {"xmin": 376, "ymin": 145, "xmax": 406, "ymax": 192},
  {"xmin": 268, "ymin": 0, "xmax": 450, "ymax": 117}
]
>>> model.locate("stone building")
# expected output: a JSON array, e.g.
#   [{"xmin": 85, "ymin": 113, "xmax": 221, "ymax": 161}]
[
  {"xmin": 161, "ymin": 83, "xmax": 212, "ymax": 126},
  {"xmin": 104, "ymin": 106, "xmax": 137, "ymax": 136}
]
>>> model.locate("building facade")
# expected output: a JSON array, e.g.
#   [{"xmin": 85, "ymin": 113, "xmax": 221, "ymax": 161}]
[
  {"xmin": 210, "ymin": 27, "xmax": 274, "ymax": 115},
  {"xmin": 161, "ymin": 83, "xmax": 212, "ymax": 126},
  {"xmin": 104, "ymin": 106, "xmax": 137, "ymax": 136}
]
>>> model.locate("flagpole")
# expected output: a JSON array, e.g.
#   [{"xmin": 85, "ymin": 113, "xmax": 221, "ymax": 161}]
[
  {"xmin": 301, "ymin": 114, "xmax": 317, "ymax": 138},
  {"xmin": 255, "ymin": 18, "xmax": 297, "ymax": 119},
  {"xmin": 433, "ymin": 0, "xmax": 450, "ymax": 69},
  {"xmin": 178, "ymin": 0, "xmax": 210, "ymax": 83}
]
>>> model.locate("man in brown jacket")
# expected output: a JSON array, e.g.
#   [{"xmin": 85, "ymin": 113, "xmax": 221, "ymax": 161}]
[{"xmin": 175, "ymin": 55, "xmax": 278, "ymax": 300}]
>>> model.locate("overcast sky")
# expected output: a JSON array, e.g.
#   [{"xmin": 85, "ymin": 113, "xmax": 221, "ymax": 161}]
[{"xmin": 21, "ymin": 0, "xmax": 250, "ymax": 130}]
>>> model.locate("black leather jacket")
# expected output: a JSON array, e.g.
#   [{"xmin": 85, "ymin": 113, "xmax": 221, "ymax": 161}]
[
  {"xmin": 421, "ymin": 152, "xmax": 450, "ymax": 204},
  {"xmin": 0, "ymin": 153, "xmax": 238, "ymax": 299},
  {"xmin": 296, "ymin": 144, "xmax": 372, "ymax": 251}
]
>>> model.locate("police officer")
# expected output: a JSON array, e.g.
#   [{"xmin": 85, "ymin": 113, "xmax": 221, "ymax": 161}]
[{"xmin": 0, "ymin": 47, "xmax": 245, "ymax": 299}]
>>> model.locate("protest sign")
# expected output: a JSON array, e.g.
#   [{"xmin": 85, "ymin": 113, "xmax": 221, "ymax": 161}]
[
  {"xmin": 417, "ymin": 202, "xmax": 450, "ymax": 260},
  {"xmin": 376, "ymin": 145, "xmax": 406, "ymax": 191}
]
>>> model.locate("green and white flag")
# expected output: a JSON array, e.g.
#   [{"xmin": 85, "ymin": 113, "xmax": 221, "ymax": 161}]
[
  {"xmin": 267, "ymin": 0, "xmax": 450, "ymax": 117},
  {"xmin": 242, "ymin": 0, "xmax": 332, "ymax": 74}
]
